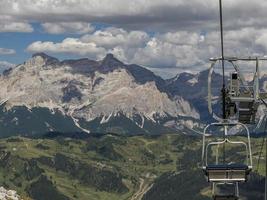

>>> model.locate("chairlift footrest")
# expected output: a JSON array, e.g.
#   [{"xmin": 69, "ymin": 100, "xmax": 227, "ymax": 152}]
[{"xmin": 213, "ymin": 194, "xmax": 239, "ymax": 200}]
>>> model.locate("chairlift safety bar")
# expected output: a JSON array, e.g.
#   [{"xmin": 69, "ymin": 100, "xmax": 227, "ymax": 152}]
[{"xmin": 202, "ymin": 122, "xmax": 253, "ymax": 169}]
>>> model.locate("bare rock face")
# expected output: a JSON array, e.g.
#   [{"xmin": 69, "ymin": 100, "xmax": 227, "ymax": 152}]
[
  {"xmin": 0, "ymin": 187, "xmax": 21, "ymax": 200},
  {"xmin": 0, "ymin": 53, "xmax": 199, "ymax": 134}
]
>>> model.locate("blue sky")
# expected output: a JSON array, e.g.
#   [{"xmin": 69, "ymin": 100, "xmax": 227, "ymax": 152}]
[
  {"xmin": 0, "ymin": 23, "xmax": 112, "ymax": 64},
  {"xmin": 1, "ymin": 0, "xmax": 267, "ymax": 77},
  {"xmin": 0, "ymin": 24, "xmax": 65, "ymax": 64}
]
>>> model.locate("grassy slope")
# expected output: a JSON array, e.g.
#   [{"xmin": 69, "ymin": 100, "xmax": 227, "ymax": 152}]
[
  {"xmin": 0, "ymin": 134, "xmax": 265, "ymax": 200},
  {"xmin": 0, "ymin": 134, "xmax": 180, "ymax": 200}
]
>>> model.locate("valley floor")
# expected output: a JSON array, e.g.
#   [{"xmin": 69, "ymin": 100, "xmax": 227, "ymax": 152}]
[{"xmin": 0, "ymin": 133, "xmax": 264, "ymax": 200}]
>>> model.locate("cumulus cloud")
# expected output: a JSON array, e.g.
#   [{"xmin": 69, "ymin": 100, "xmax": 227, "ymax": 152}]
[
  {"xmin": 27, "ymin": 28, "xmax": 150, "ymax": 61},
  {"xmin": 0, "ymin": 48, "xmax": 16, "ymax": 55},
  {"xmin": 3, "ymin": 0, "xmax": 267, "ymax": 76},
  {"xmin": 81, "ymin": 28, "xmax": 149, "ymax": 48},
  {"xmin": 27, "ymin": 38, "xmax": 106, "ymax": 59},
  {"xmin": 132, "ymin": 34, "xmax": 205, "ymax": 68},
  {"xmin": 26, "ymin": 26, "xmax": 267, "ymax": 74},
  {"xmin": 25, "ymin": 27, "xmax": 214, "ymax": 69},
  {"xmin": 41, "ymin": 22, "xmax": 95, "ymax": 34},
  {"xmin": 0, "ymin": 21, "xmax": 33, "ymax": 32}
]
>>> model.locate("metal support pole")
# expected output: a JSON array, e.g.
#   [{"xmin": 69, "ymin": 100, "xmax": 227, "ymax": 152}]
[
  {"xmin": 219, "ymin": 0, "xmax": 226, "ymax": 120},
  {"xmin": 265, "ymin": 137, "xmax": 267, "ymax": 200}
]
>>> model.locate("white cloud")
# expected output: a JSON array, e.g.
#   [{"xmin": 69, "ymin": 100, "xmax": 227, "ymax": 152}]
[
  {"xmin": 27, "ymin": 38, "xmax": 106, "ymax": 59},
  {"xmin": 0, "ymin": 0, "xmax": 188, "ymax": 18},
  {"xmin": 26, "ymin": 27, "xmax": 207, "ymax": 68},
  {"xmin": 158, "ymin": 32, "xmax": 202, "ymax": 46},
  {"xmin": 41, "ymin": 22, "xmax": 95, "ymax": 34},
  {"xmin": 26, "ymin": 26, "xmax": 267, "ymax": 73},
  {"xmin": 255, "ymin": 33, "xmax": 267, "ymax": 52},
  {"xmin": 1, "ymin": 0, "xmax": 266, "ymax": 75},
  {"xmin": 27, "ymin": 28, "xmax": 150, "ymax": 61},
  {"xmin": 1, "ymin": 0, "xmax": 267, "ymax": 31},
  {"xmin": 0, "ymin": 21, "xmax": 33, "ymax": 32},
  {"xmin": 0, "ymin": 48, "xmax": 16, "ymax": 55},
  {"xmin": 132, "ymin": 37, "xmax": 204, "ymax": 68},
  {"xmin": 81, "ymin": 28, "xmax": 149, "ymax": 48}
]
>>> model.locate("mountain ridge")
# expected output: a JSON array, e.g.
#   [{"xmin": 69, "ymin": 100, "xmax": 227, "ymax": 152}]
[
  {"xmin": 0, "ymin": 53, "xmax": 200, "ymax": 136},
  {"xmin": 2, "ymin": 52, "xmax": 266, "ymax": 136}
]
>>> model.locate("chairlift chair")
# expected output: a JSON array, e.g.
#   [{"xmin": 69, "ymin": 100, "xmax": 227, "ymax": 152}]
[
  {"xmin": 208, "ymin": 57, "xmax": 267, "ymax": 124},
  {"xmin": 202, "ymin": 122, "xmax": 253, "ymax": 183},
  {"xmin": 202, "ymin": 1, "xmax": 267, "ymax": 199}
]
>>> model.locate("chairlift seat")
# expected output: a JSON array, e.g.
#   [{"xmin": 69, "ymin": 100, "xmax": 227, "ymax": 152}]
[
  {"xmin": 206, "ymin": 164, "xmax": 249, "ymax": 170},
  {"xmin": 203, "ymin": 164, "xmax": 251, "ymax": 182},
  {"xmin": 230, "ymin": 97, "xmax": 254, "ymax": 103},
  {"xmin": 213, "ymin": 194, "xmax": 239, "ymax": 200}
]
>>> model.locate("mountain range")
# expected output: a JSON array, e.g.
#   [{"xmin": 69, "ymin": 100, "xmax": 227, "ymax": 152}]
[{"xmin": 0, "ymin": 53, "xmax": 266, "ymax": 136}]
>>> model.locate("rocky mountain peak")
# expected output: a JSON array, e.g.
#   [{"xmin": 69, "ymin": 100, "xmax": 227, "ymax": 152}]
[
  {"xmin": 61, "ymin": 57, "xmax": 99, "ymax": 66},
  {"xmin": 30, "ymin": 52, "xmax": 59, "ymax": 66},
  {"xmin": 0, "ymin": 53, "xmax": 203, "ymax": 135},
  {"xmin": 100, "ymin": 53, "xmax": 124, "ymax": 73},
  {"xmin": 103, "ymin": 53, "xmax": 114, "ymax": 60},
  {"xmin": 32, "ymin": 52, "xmax": 58, "ymax": 60}
]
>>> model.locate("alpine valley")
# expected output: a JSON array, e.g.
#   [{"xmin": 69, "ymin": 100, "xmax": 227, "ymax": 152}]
[
  {"xmin": 1, "ymin": 53, "xmax": 267, "ymax": 137},
  {"xmin": 0, "ymin": 54, "xmax": 265, "ymax": 200}
]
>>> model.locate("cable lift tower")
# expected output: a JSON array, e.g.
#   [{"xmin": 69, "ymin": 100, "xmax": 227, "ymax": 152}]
[{"xmin": 201, "ymin": 0, "xmax": 267, "ymax": 199}]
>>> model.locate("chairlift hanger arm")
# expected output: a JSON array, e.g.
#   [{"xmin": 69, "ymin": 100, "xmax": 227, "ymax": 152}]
[
  {"xmin": 210, "ymin": 57, "xmax": 267, "ymax": 62},
  {"xmin": 205, "ymin": 139, "xmax": 249, "ymax": 167}
]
